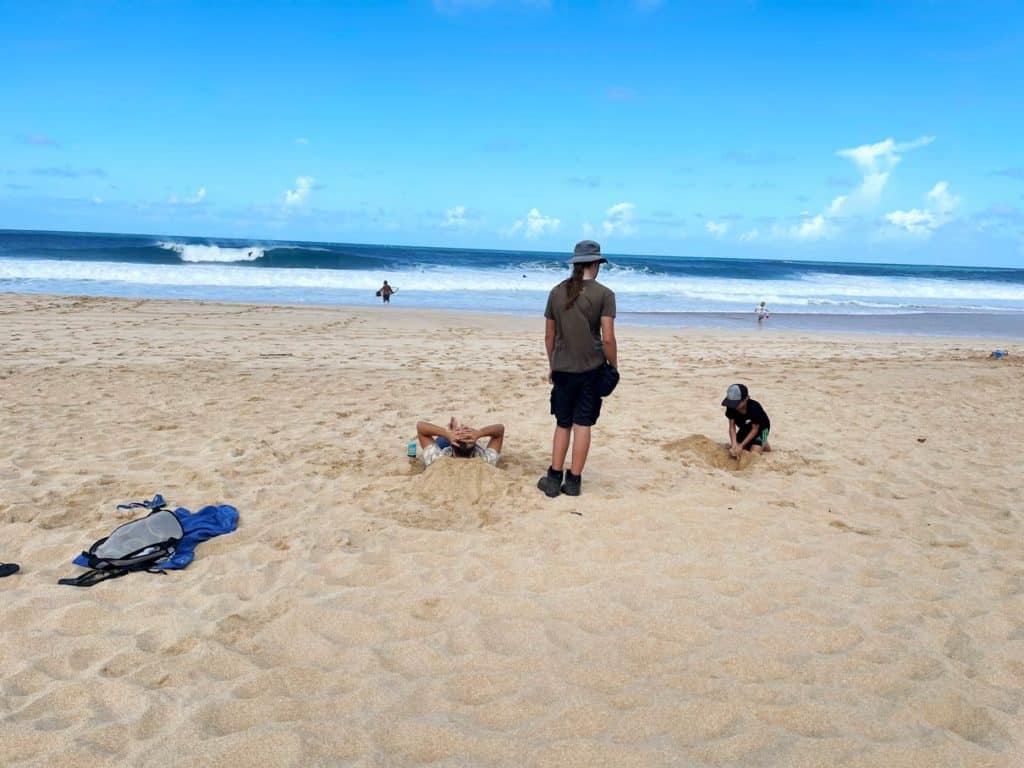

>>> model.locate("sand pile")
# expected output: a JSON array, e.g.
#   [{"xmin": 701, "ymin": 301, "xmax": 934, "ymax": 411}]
[
  {"xmin": 369, "ymin": 457, "xmax": 518, "ymax": 530},
  {"xmin": 665, "ymin": 434, "xmax": 757, "ymax": 471}
]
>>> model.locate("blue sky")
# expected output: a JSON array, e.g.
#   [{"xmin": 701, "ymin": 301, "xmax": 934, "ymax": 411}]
[{"xmin": 2, "ymin": 0, "xmax": 1022, "ymax": 266}]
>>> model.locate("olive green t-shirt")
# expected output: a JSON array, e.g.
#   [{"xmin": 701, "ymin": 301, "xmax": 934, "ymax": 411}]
[{"xmin": 544, "ymin": 279, "xmax": 616, "ymax": 373}]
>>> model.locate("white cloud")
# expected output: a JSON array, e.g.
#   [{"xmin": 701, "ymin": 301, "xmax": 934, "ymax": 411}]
[
  {"xmin": 772, "ymin": 135, "xmax": 935, "ymax": 242},
  {"xmin": 792, "ymin": 214, "xmax": 829, "ymax": 240},
  {"xmin": 502, "ymin": 207, "xmax": 560, "ymax": 238},
  {"xmin": 705, "ymin": 220, "xmax": 728, "ymax": 237},
  {"xmin": 602, "ymin": 202, "xmax": 637, "ymax": 236},
  {"xmin": 831, "ymin": 135, "xmax": 934, "ymax": 215},
  {"xmin": 582, "ymin": 221, "xmax": 594, "ymax": 237},
  {"xmin": 739, "ymin": 229, "xmax": 759, "ymax": 242},
  {"xmin": 283, "ymin": 176, "xmax": 315, "ymax": 207},
  {"xmin": 91, "ymin": 196, "xmax": 103, "ymax": 205},
  {"xmin": 927, "ymin": 180, "xmax": 959, "ymax": 217},
  {"xmin": 885, "ymin": 180, "xmax": 960, "ymax": 236},
  {"xmin": 885, "ymin": 209, "xmax": 936, "ymax": 235},
  {"xmin": 837, "ymin": 135, "xmax": 933, "ymax": 170},
  {"xmin": 442, "ymin": 205, "xmax": 470, "ymax": 229},
  {"xmin": 826, "ymin": 194, "xmax": 847, "ymax": 216}
]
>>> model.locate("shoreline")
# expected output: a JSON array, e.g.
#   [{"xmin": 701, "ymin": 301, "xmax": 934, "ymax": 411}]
[
  {"xmin": 4, "ymin": 290, "xmax": 1023, "ymax": 343},
  {"xmin": 621, "ymin": 309, "xmax": 1024, "ymax": 339}
]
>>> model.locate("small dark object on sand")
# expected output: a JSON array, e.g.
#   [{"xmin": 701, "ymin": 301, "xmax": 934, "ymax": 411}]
[
  {"xmin": 0, "ymin": 563, "xmax": 19, "ymax": 577},
  {"xmin": 917, "ymin": 437, "xmax": 927, "ymax": 443}
]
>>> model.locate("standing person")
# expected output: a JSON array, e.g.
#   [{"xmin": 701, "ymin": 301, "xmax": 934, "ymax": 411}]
[
  {"xmin": 755, "ymin": 300, "xmax": 769, "ymax": 324},
  {"xmin": 376, "ymin": 280, "xmax": 397, "ymax": 304},
  {"xmin": 537, "ymin": 240, "xmax": 617, "ymax": 497}
]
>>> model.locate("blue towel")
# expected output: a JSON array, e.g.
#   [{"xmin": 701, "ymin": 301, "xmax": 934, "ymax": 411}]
[{"xmin": 73, "ymin": 502, "xmax": 238, "ymax": 571}]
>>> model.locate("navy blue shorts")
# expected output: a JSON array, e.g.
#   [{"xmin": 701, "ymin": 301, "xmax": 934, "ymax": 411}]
[{"xmin": 550, "ymin": 367, "xmax": 603, "ymax": 428}]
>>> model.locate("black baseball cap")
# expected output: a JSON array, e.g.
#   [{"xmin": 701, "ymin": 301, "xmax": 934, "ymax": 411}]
[{"xmin": 721, "ymin": 383, "xmax": 748, "ymax": 408}]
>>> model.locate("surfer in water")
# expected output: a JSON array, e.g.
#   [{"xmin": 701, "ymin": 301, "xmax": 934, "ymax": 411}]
[{"xmin": 376, "ymin": 280, "xmax": 397, "ymax": 304}]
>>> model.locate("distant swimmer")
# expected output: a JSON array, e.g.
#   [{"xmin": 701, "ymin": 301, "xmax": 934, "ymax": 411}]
[
  {"xmin": 376, "ymin": 280, "xmax": 398, "ymax": 304},
  {"xmin": 755, "ymin": 301, "xmax": 770, "ymax": 325}
]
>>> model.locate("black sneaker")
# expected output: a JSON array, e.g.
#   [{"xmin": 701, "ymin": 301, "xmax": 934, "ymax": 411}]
[
  {"xmin": 561, "ymin": 471, "xmax": 582, "ymax": 496},
  {"xmin": 537, "ymin": 467, "xmax": 564, "ymax": 498}
]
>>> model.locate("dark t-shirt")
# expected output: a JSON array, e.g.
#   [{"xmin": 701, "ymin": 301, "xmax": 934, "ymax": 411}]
[
  {"xmin": 725, "ymin": 398, "xmax": 770, "ymax": 434},
  {"xmin": 544, "ymin": 279, "xmax": 616, "ymax": 373}
]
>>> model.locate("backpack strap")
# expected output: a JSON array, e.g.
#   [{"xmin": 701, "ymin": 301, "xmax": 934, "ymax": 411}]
[
  {"xmin": 58, "ymin": 567, "xmax": 131, "ymax": 587},
  {"xmin": 58, "ymin": 563, "xmax": 168, "ymax": 587},
  {"xmin": 116, "ymin": 494, "xmax": 167, "ymax": 512}
]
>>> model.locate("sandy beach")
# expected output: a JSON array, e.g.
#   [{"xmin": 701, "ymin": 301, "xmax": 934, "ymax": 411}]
[{"xmin": 1, "ymin": 292, "xmax": 1022, "ymax": 767}]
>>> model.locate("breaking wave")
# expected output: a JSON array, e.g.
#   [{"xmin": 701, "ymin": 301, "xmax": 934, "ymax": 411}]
[
  {"xmin": 156, "ymin": 242, "xmax": 265, "ymax": 262},
  {"xmin": 2, "ymin": 257, "xmax": 1024, "ymax": 313}
]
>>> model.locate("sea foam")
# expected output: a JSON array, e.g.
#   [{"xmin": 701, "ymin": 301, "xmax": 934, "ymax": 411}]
[
  {"xmin": 157, "ymin": 241, "xmax": 265, "ymax": 262},
  {"xmin": 2, "ymin": 257, "xmax": 1024, "ymax": 314}
]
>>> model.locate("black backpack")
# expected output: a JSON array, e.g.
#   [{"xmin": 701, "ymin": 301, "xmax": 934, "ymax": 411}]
[{"xmin": 58, "ymin": 496, "xmax": 184, "ymax": 587}]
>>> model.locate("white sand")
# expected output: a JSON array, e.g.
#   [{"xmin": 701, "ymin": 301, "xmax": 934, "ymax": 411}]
[{"xmin": 1, "ymin": 293, "xmax": 1022, "ymax": 767}]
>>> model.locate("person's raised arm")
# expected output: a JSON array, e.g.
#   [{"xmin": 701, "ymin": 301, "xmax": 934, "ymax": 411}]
[
  {"xmin": 416, "ymin": 421, "xmax": 452, "ymax": 448},
  {"xmin": 473, "ymin": 423, "xmax": 505, "ymax": 453},
  {"xmin": 601, "ymin": 316, "xmax": 617, "ymax": 369}
]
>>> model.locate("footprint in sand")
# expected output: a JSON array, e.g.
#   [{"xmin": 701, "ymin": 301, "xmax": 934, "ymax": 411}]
[{"xmin": 829, "ymin": 519, "xmax": 880, "ymax": 536}]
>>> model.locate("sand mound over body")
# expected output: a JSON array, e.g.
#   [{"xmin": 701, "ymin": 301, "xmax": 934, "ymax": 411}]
[
  {"xmin": 665, "ymin": 434, "xmax": 756, "ymax": 471},
  {"xmin": 371, "ymin": 458, "xmax": 518, "ymax": 530}
]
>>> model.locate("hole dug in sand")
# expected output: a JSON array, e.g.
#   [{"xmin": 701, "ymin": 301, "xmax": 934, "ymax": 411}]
[
  {"xmin": 369, "ymin": 457, "xmax": 518, "ymax": 530},
  {"xmin": 664, "ymin": 434, "xmax": 757, "ymax": 471}
]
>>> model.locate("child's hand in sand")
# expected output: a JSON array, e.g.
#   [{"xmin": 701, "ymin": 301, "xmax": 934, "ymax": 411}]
[{"xmin": 729, "ymin": 444, "xmax": 742, "ymax": 459}]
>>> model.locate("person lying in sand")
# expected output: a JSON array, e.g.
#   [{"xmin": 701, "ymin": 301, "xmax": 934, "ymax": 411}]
[
  {"xmin": 416, "ymin": 418, "xmax": 504, "ymax": 468},
  {"xmin": 722, "ymin": 383, "xmax": 772, "ymax": 457}
]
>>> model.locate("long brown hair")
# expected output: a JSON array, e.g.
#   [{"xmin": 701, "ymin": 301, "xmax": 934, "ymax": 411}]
[{"xmin": 565, "ymin": 263, "xmax": 586, "ymax": 309}]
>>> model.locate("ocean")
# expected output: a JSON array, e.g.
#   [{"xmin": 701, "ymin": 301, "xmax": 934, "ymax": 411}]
[{"xmin": 2, "ymin": 229, "xmax": 1023, "ymax": 337}]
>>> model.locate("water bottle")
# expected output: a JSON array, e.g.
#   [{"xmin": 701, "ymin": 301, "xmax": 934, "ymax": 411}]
[
  {"xmin": 992, "ymin": 349, "xmax": 1009, "ymax": 359},
  {"xmin": 407, "ymin": 440, "xmax": 417, "ymax": 457}
]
